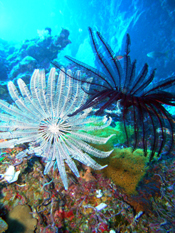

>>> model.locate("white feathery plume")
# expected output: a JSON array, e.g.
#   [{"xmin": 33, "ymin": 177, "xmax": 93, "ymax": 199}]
[{"xmin": 0, "ymin": 68, "xmax": 114, "ymax": 189}]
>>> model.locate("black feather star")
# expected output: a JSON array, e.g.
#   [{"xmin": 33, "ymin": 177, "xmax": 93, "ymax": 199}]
[{"xmin": 52, "ymin": 27, "xmax": 175, "ymax": 160}]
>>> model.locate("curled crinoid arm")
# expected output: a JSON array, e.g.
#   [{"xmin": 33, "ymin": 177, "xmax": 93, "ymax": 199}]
[{"xmin": 60, "ymin": 28, "xmax": 175, "ymax": 160}]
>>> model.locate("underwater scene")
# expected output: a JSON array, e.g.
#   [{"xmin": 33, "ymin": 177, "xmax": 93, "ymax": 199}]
[{"xmin": 1, "ymin": 0, "xmax": 175, "ymax": 232}]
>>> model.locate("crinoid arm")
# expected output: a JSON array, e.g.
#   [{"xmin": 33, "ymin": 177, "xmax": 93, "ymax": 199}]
[
  {"xmin": 54, "ymin": 28, "xmax": 175, "ymax": 160},
  {"xmin": 0, "ymin": 68, "xmax": 114, "ymax": 190}
]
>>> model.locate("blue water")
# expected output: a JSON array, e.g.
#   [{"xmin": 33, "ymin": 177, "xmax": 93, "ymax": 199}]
[
  {"xmin": 0, "ymin": 0, "xmax": 175, "ymax": 83},
  {"xmin": 1, "ymin": 1, "xmax": 175, "ymax": 232}
]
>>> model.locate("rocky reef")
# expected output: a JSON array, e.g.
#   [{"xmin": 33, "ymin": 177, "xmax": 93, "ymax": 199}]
[
  {"xmin": 0, "ymin": 28, "xmax": 71, "ymax": 101},
  {"xmin": 0, "ymin": 26, "xmax": 175, "ymax": 232},
  {"xmin": 0, "ymin": 120, "xmax": 175, "ymax": 232}
]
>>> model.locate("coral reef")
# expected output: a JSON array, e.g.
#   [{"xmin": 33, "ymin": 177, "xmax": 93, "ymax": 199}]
[
  {"xmin": 0, "ymin": 28, "xmax": 71, "ymax": 96},
  {"xmin": 9, "ymin": 56, "xmax": 37, "ymax": 81},
  {"xmin": 85, "ymin": 119, "xmax": 134, "ymax": 150},
  {"xmin": 101, "ymin": 148, "xmax": 150, "ymax": 195},
  {"xmin": 0, "ymin": 135, "xmax": 175, "ymax": 232},
  {"xmin": 85, "ymin": 121, "xmax": 149, "ymax": 194},
  {"xmin": 0, "ymin": 24, "xmax": 175, "ymax": 232},
  {"xmin": 0, "ymin": 152, "xmax": 147, "ymax": 232}
]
